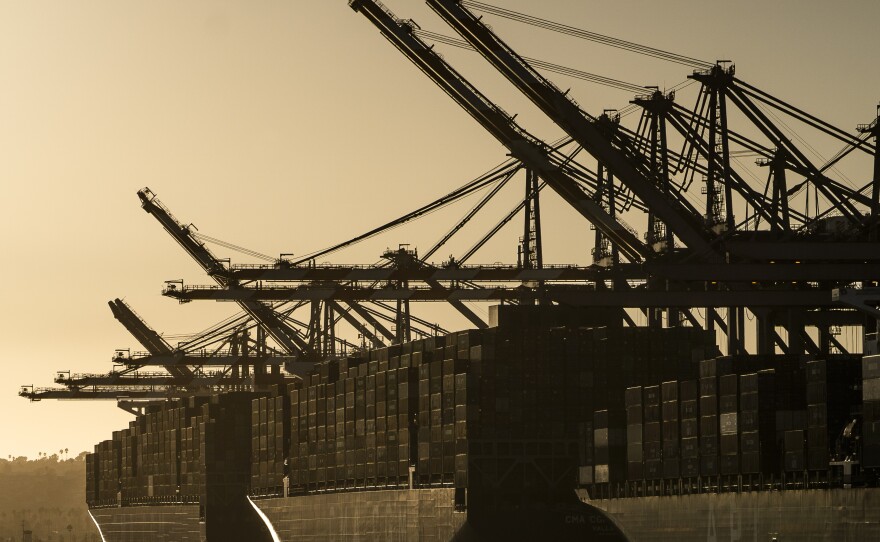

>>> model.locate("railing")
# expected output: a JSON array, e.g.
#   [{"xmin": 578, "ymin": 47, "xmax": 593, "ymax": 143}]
[
  {"xmin": 232, "ymin": 262, "xmax": 592, "ymax": 272},
  {"xmin": 586, "ymin": 469, "xmax": 861, "ymax": 501}
]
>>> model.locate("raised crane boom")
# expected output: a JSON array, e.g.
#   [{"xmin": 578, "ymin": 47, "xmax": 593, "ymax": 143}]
[
  {"xmin": 425, "ymin": 0, "xmax": 716, "ymax": 256},
  {"xmin": 137, "ymin": 188, "xmax": 313, "ymax": 361},
  {"xmin": 108, "ymin": 298, "xmax": 192, "ymax": 379},
  {"xmin": 348, "ymin": 0, "xmax": 648, "ymax": 262},
  {"xmin": 109, "ymin": 298, "xmax": 173, "ymax": 355}
]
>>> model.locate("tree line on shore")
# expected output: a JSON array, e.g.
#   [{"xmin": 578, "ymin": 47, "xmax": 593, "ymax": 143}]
[{"xmin": 0, "ymin": 453, "xmax": 99, "ymax": 542}]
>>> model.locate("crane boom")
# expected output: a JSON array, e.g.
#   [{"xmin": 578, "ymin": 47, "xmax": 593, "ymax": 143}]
[
  {"xmin": 108, "ymin": 298, "xmax": 193, "ymax": 379},
  {"xmin": 108, "ymin": 299, "xmax": 174, "ymax": 355},
  {"xmin": 426, "ymin": 0, "xmax": 716, "ymax": 255},
  {"xmin": 348, "ymin": 0, "xmax": 648, "ymax": 262},
  {"xmin": 137, "ymin": 188, "xmax": 313, "ymax": 359}
]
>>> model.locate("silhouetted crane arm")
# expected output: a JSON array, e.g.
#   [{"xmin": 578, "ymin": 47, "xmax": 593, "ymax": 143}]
[
  {"xmin": 109, "ymin": 298, "xmax": 193, "ymax": 379},
  {"xmin": 137, "ymin": 188, "xmax": 313, "ymax": 358},
  {"xmin": 348, "ymin": 0, "xmax": 648, "ymax": 262},
  {"xmin": 425, "ymin": 0, "xmax": 715, "ymax": 255}
]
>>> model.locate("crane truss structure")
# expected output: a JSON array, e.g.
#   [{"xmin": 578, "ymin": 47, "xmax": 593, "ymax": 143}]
[{"xmin": 21, "ymin": 0, "xmax": 880, "ymax": 408}]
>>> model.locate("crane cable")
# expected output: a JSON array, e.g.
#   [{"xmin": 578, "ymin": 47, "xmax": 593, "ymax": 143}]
[
  {"xmin": 463, "ymin": 1, "xmax": 714, "ymax": 69},
  {"xmin": 414, "ymin": 29, "xmax": 647, "ymax": 94},
  {"xmin": 192, "ymin": 232, "xmax": 276, "ymax": 262}
]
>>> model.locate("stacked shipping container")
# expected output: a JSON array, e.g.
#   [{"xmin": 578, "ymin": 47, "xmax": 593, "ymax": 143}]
[
  {"xmin": 806, "ymin": 358, "xmax": 862, "ymax": 471},
  {"xmin": 864, "ymin": 353, "xmax": 880, "ymax": 467},
  {"xmin": 88, "ymin": 308, "xmax": 874, "ymax": 517},
  {"xmin": 661, "ymin": 381, "xmax": 680, "ymax": 479}
]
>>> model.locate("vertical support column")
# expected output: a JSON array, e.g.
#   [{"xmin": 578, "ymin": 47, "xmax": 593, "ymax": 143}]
[
  {"xmin": 396, "ymin": 293, "xmax": 412, "ymax": 345},
  {"xmin": 241, "ymin": 330, "xmax": 250, "ymax": 378},
  {"xmin": 309, "ymin": 301, "xmax": 322, "ymax": 358},
  {"xmin": 755, "ymin": 310, "xmax": 773, "ymax": 355},
  {"xmin": 866, "ymin": 105, "xmax": 880, "ymax": 240},
  {"xmin": 521, "ymin": 169, "xmax": 543, "ymax": 270},
  {"xmin": 530, "ymin": 169, "xmax": 543, "ymax": 270},
  {"xmin": 726, "ymin": 308, "xmax": 737, "ymax": 356},
  {"xmin": 860, "ymin": 106, "xmax": 880, "ymax": 340},
  {"xmin": 231, "ymin": 329, "xmax": 241, "ymax": 380},
  {"xmin": 706, "ymin": 87, "xmax": 719, "ymax": 227},
  {"xmin": 522, "ymin": 168, "xmax": 533, "ymax": 269},
  {"xmin": 718, "ymin": 92, "xmax": 735, "ymax": 232},
  {"xmin": 323, "ymin": 303, "xmax": 336, "ymax": 358},
  {"xmin": 593, "ymin": 163, "xmax": 608, "ymax": 266},
  {"xmin": 786, "ymin": 310, "xmax": 805, "ymax": 356},
  {"xmin": 256, "ymin": 326, "xmax": 266, "ymax": 377},
  {"xmin": 773, "ymin": 152, "xmax": 790, "ymax": 231}
]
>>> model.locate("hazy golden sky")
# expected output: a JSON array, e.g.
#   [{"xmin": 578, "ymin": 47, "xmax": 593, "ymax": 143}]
[{"xmin": 1, "ymin": 0, "xmax": 878, "ymax": 458}]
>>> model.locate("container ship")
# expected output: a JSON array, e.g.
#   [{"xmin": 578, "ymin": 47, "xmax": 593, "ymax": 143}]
[
  {"xmin": 16, "ymin": 0, "xmax": 878, "ymax": 539},
  {"xmin": 81, "ymin": 305, "xmax": 880, "ymax": 541}
]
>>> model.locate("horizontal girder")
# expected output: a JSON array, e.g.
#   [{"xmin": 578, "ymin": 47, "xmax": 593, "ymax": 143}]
[{"xmin": 164, "ymin": 283, "xmax": 836, "ymax": 308}]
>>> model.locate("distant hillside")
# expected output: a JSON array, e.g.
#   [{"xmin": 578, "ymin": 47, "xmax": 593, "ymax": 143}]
[{"xmin": 0, "ymin": 453, "xmax": 99, "ymax": 542}]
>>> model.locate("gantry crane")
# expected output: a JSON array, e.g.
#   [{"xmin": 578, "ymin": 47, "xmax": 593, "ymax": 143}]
[
  {"xmin": 344, "ymin": 0, "xmax": 879, "ymax": 356},
  {"xmin": 138, "ymin": 188, "xmax": 318, "ymax": 374},
  {"xmin": 348, "ymin": 0, "xmax": 648, "ymax": 263},
  {"xmin": 425, "ymin": 0, "xmax": 717, "ymax": 257},
  {"xmin": 21, "ymin": 3, "xmax": 880, "ymax": 409},
  {"xmin": 108, "ymin": 298, "xmax": 192, "ymax": 379}
]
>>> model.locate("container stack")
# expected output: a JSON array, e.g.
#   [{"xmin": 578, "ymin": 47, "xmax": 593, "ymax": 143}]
[
  {"xmin": 784, "ymin": 429, "xmax": 806, "ymax": 472},
  {"xmin": 291, "ymin": 362, "xmax": 350, "ymax": 490},
  {"xmin": 739, "ymin": 370, "xmax": 777, "ymax": 475},
  {"xmin": 719, "ymin": 374, "xmax": 739, "ymax": 475},
  {"xmin": 286, "ymin": 333, "xmax": 485, "ymax": 495},
  {"xmin": 698, "ymin": 359, "xmax": 724, "ymax": 476},
  {"xmin": 643, "ymin": 385, "xmax": 662, "ymax": 480},
  {"xmin": 679, "ymin": 380, "xmax": 699, "ymax": 477},
  {"xmin": 118, "ymin": 425, "xmax": 137, "ymax": 501},
  {"xmin": 806, "ymin": 357, "xmax": 862, "ymax": 471},
  {"xmin": 127, "ymin": 400, "xmax": 207, "ymax": 501},
  {"xmin": 864, "ymin": 353, "xmax": 880, "ymax": 468},
  {"xmin": 85, "ymin": 452, "xmax": 99, "ymax": 505},
  {"xmin": 397, "ymin": 357, "xmax": 420, "ymax": 483},
  {"xmin": 180, "ymin": 404, "xmax": 202, "ymax": 498},
  {"xmin": 419, "ymin": 336, "xmax": 454, "ymax": 485},
  {"xmin": 593, "ymin": 408, "xmax": 626, "ymax": 484},
  {"xmin": 86, "ymin": 440, "xmax": 121, "ymax": 506},
  {"xmin": 625, "ymin": 387, "xmax": 643, "ymax": 481},
  {"xmin": 200, "ymin": 393, "xmax": 258, "ymax": 509},
  {"xmin": 454, "ymin": 343, "xmax": 481, "ymax": 488},
  {"xmin": 251, "ymin": 392, "xmax": 291, "ymax": 494},
  {"xmin": 96, "ymin": 439, "xmax": 120, "ymax": 503},
  {"xmin": 661, "ymin": 381, "xmax": 680, "ymax": 480},
  {"xmin": 773, "ymin": 357, "xmax": 807, "ymax": 459}
]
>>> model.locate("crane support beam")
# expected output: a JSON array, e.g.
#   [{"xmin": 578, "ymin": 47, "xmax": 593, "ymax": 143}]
[
  {"xmin": 165, "ymin": 284, "xmax": 836, "ymax": 308},
  {"xmin": 344, "ymin": 301, "xmax": 397, "ymax": 342},
  {"xmin": 425, "ymin": 278, "xmax": 487, "ymax": 328},
  {"xmin": 20, "ymin": 388, "xmax": 219, "ymax": 401},
  {"xmin": 328, "ymin": 300, "xmax": 386, "ymax": 348},
  {"xmin": 119, "ymin": 354, "xmax": 295, "ymax": 367},
  {"xmin": 348, "ymin": 0, "xmax": 648, "ymax": 262},
  {"xmin": 223, "ymin": 262, "xmax": 880, "ymax": 283},
  {"xmin": 834, "ymin": 287, "xmax": 880, "ymax": 320},
  {"xmin": 426, "ymin": 0, "xmax": 715, "ymax": 255},
  {"xmin": 56, "ymin": 374, "xmax": 255, "ymax": 387}
]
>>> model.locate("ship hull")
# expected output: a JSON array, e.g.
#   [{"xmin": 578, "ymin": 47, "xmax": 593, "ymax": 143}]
[
  {"xmin": 590, "ymin": 488, "xmax": 880, "ymax": 541},
  {"xmin": 89, "ymin": 504, "xmax": 202, "ymax": 542},
  {"xmin": 86, "ymin": 487, "xmax": 880, "ymax": 541},
  {"xmin": 252, "ymin": 488, "xmax": 626, "ymax": 541}
]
